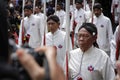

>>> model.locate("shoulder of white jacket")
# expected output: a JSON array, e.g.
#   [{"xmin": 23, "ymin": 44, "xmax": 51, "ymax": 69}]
[
  {"xmin": 46, "ymin": 32, "xmax": 52, "ymax": 36},
  {"xmin": 100, "ymin": 14, "xmax": 111, "ymax": 21},
  {"xmin": 95, "ymin": 47, "xmax": 109, "ymax": 58},
  {"xmin": 70, "ymin": 48, "xmax": 80, "ymax": 53},
  {"xmin": 60, "ymin": 30, "xmax": 66, "ymax": 34}
]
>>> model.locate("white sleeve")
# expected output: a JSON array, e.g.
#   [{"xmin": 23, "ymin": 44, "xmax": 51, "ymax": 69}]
[
  {"xmin": 107, "ymin": 19, "xmax": 113, "ymax": 43},
  {"xmin": 110, "ymin": 26, "xmax": 119, "ymax": 68},
  {"xmin": 61, "ymin": 14, "xmax": 66, "ymax": 29},
  {"xmin": 37, "ymin": 17, "xmax": 42, "ymax": 46},
  {"xmin": 110, "ymin": 39, "xmax": 116, "ymax": 68},
  {"xmin": 102, "ymin": 57, "xmax": 115, "ymax": 80}
]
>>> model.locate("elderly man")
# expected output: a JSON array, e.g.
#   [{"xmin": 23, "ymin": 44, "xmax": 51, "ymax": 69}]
[{"xmin": 68, "ymin": 23, "xmax": 115, "ymax": 80}]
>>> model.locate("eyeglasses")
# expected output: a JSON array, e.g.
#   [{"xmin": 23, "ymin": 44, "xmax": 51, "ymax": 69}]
[{"xmin": 77, "ymin": 34, "xmax": 92, "ymax": 39}]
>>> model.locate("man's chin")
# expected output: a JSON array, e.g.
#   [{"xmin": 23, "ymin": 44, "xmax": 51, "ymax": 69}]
[
  {"xmin": 95, "ymin": 15, "xmax": 99, "ymax": 17},
  {"xmin": 79, "ymin": 44, "xmax": 85, "ymax": 47}
]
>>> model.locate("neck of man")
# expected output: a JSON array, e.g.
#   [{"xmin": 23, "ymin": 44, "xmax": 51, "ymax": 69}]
[
  {"xmin": 28, "ymin": 13, "xmax": 32, "ymax": 18},
  {"xmin": 80, "ymin": 45, "xmax": 92, "ymax": 52}
]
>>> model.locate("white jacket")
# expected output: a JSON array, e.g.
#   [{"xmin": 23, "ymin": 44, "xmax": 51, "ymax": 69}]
[
  {"xmin": 73, "ymin": 8, "xmax": 87, "ymax": 33},
  {"xmin": 41, "ymin": 29, "xmax": 72, "ymax": 68},
  {"xmin": 35, "ymin": 13, "xmax": 48, "ymax": 36},
  {"xmin": 55, "ymin": 10, "xmax": 66, "ymax": 30},
  {"xmin": 92, "ymin": 13, "xmax": 113, "ymax": 53},
  {"xmin": 19, "ymin": 14, "xmax": 42, "ymax": 48},
  {"xmin": 69, "ymin": 46, "xmax": 115, "ymax": 80}
]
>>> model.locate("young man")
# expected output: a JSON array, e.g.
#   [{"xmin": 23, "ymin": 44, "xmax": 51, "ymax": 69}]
[
  {"xmin": 54, "ymin": 2, "xmax": 66, "ymax": 30},
  {"xmin": 19, "ymin": 5, "xmax": 42, "ymax": 48},
  {"xmin": 70, "ymin": 0, "xmax": 88, "ymax": 48},
  {"xmin": 91, "ymin": 3, "xmax": 113, "ymax": 56},
  {"xmin": 41, "ymin": 15, "xmax": 72, "ymax": 68},
  {"xmin": 34, "ymin": 5, "xmax": 48, "ymax": 36}
]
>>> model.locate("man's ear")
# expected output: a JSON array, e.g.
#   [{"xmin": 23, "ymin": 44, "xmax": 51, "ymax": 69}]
[
  {"xmin": 57, "ymin": 22, "xmax": 60, "ymax": 25},
  {"xmin": 93, "ymin": 35, "xmax": 97, "ymax": 42}
]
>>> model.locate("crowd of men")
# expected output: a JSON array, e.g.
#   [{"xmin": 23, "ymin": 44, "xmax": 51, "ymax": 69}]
[{"xmin": 6, "ymin": 0, "xmax": 120, "ymax": 80}]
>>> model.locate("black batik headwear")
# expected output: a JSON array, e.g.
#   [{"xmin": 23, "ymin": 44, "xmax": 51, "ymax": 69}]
[{"xmin": 78, "ymin": 23, "xmax": 99, "ymax": 48}]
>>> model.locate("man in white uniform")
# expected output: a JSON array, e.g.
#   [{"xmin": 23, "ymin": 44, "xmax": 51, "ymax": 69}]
[
  {"xmin": 91, "ymin": 3, "xmax": 113, "ymax": 56},
  {"xmin": 68, "ymin": 23, "xmax": 115, "ymax": 80},
  {"xmin": 19, "ymin": 5, "xmax": 42, "ymax": 48},
  {"xmin": 70, "ymin": 0, "xmax": 88, "ymax": 48},
  {"xmin": 41, "ymin": 15, "xmax": 72, "ymax": 68},
  {"xmin": 73, "ymin": 0, "xmax": 88, "ymax": 34},
  {"xmin": 54, "ymin": 2, "xmax": 66, "ymax": 30},
  {"xmin": 35, "ymin": 5, "xmax": 48, "ymax": 36}
]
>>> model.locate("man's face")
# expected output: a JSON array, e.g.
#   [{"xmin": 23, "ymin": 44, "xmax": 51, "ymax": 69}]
[
  {"xmin": 47, "ymin": 20, "xmax": 59, "ymax": 33},
  {"xmin": 70, "ymin": 0, "xmax": 73, "ymax": 5},
  {"xmin": 56, "ymin": 5, "xmax": 61, "ymax": 10},
  {"xmin": 77, "ymin": 28, "xmax": 96, "ymax": 49},
  {"xmin": 35, "ymin": 7, "xmax": 40, "ymax": 14},
  {"xmin": 87, "ymin": 0, "xmax": 92, "ymax": 10},
  {"xmin": 93, "ymin": 8, "xmax": 102, "ymax": 17},
  {"xmin": 75, "ymin": 3, "xmax": 83, "ymax": 10},
  {"xmin": 11, "ymin": 0, "xmax": 16, "ymax": 6},
  {"xmin": 24, "ymin": 9, "xmax": 32, "ymax": 17}
]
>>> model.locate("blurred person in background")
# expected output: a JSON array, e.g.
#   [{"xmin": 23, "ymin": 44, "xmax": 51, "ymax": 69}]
[
  {"xmin": 18, "ymin": 5, "xmax": 42, "ymax": 48},
  {"xmin": 54, "ymin": 1, "xmax": 66, "ymax": 31},
  {"xmin": 91, "ymin": 3, "xmax": 113, "ymax": 56},
  {"xmin": 0, "ymin": 0, "xmax": 20, "ymax": 79},
  {"xmin": 35, "ymin": 5, "xmax": 48, "ymax": 36}
]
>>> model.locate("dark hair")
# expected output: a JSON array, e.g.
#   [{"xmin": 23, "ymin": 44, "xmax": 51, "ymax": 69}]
[
  {"xmin": 78, "ymin": 23, "xmax": 99, "ymax": 48},
  {"xmin": 25, "ymin": 0, "xmax": 33, "ymax": 4},
  {"xmin": 57, "ymin": 1, "xmax": 63, "ymax": 8},
  {"xmin": 0, "ymin": 0, "xmax": 9, "ymax": 61},
  {"xmin": 93, "ymin": 3, "xmax": 102, "ymax": 10},
  {"xmin": 78, "ymin": 23, "xmax": 97, "ymax": 35},
  {"xmin": 47, "ymin": 15, "xmax": 60, "ymax": 23},
  {"xmin": 75, "ymin": 0, "xmax": 83, "ymax": 4},
  {"xmin": 47, "ymin": 8, "xmax": 55, "ymax": 17},
  {"xmin": 24, "ymin": 5, "xmax": 33, "ymax": 10}
]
